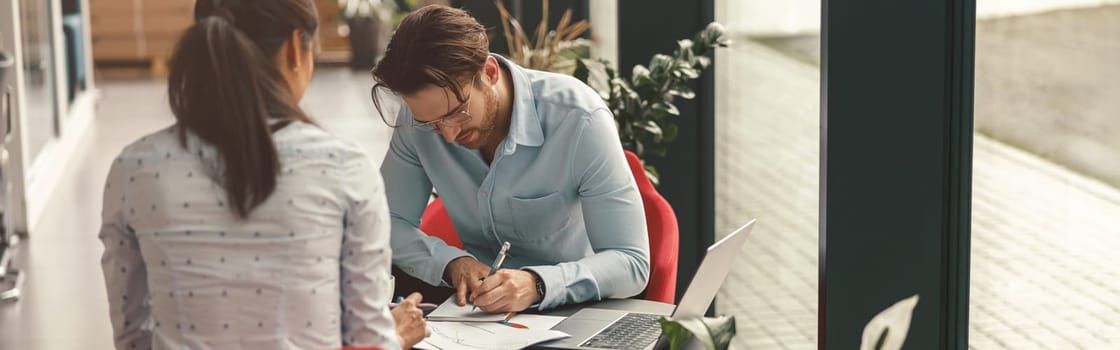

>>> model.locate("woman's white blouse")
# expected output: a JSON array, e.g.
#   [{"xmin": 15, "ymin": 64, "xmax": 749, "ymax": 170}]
[{"xmin": 99, "ymin": 123, "xmax": 399, "ymax": 350}]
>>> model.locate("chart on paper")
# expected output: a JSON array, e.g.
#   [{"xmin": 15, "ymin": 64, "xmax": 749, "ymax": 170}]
[{"xmin": 415, "ymin": 315, "xmax": 569, "ymax": 350}]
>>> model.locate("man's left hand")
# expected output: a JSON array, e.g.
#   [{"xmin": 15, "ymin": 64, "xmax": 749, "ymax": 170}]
[{"xmin": 470, "ymin": 269, "xmax": 542, "ymax": 312}]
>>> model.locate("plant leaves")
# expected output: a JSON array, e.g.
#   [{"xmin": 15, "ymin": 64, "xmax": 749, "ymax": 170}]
[
  {"xmin": 573, "ymin": 59, "xmax": 591, "ymax": 84},
  {"xmin": 632, "ymin": 65, "xmax": 654, "ymax": 87},
  {"xmin": 663, "ymin": 123, "xmax": 678, "ymax": 142},
  {"xmin": 659, "ymin": 315, "xmax": 737, "ymax": 350},
  {"xmin": 644, "ymin": 165, "xmax": 660, "ymax": 186},
  {"xmin": 494, "ymin": 0, "xmax": 517, "ymax": 57},
  {"xmin": 677, "ymin": 39, "xmax": 694, "ymax": 52},
  {"xmin": 649, "ymin": 54, "xmax": 674, "ymax": 78},
  {"xmin": 541, "ymin": 18, "xmax": 730, "ymax": 169},
  {"xmin": 642, "ymin": 120, "xmax": 663, "ymax": 140},
  {"xmin": 678, "ymin": 66, "xmax": 700, "ymax": 79},
  {"xmin": 664, "ymin": 103, "xmax": 680, "ymax": 116},
  {"xmin": 669, "ymin": 85, "xmax": 695, "ymax": 99},
  {"xmin": 696, "ymin": 55, "xmax": 711, "ymax": 69}
]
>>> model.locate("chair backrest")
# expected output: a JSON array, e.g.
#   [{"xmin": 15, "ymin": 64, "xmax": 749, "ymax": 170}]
[
  {"xmin": 417, "ymin": 151, "xmax": 679, "ymax": 303},
  {"xmin": 419, "ymin": 198, "xmax": 464, "ymax": 249},
  {"xmin": 624, "ymin": 150, "xmax": 679, "ymax": 304}
]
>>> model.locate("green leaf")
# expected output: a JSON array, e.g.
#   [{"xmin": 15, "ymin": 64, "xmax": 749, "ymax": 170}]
[
  {"xmin": 659, "ymin": 315, "xmax": 737, "ymax": 350},
  {"xmin": 676, "ymin": 39, "xmax": 694, "ymax": 53},
  {"xmin": 649, "ymin": 54, "xmax": 674, "ymax": 77},
  {"xmin": 669, "ymin": 85, "xmax": 695, "ymax": 99},
  {"xmin": 632, "ymin": 65, "xmax": 654, "ymax": 87},
  {"xmin": 663, "ymin": 123, "xmax": 678, "ymax": 142},
  {"xmin": 695, "ymin": 56, "xmax": 711, "ymax": 69},
  {"xmin": 659, "ymin": 317, "xmax": 693, "ymax": 350},
  {"xmin": 642, "ymin": 120, "xmax": 663, "ymax": 136},
  {"xmin": 679, "ymin": 66, "xmax": 700, "ymax": 79},
  {"xmin": 650, "ymin": 102, "xmax": 679, "ymax": 118},
  {"xmin": 644, "ymin": 165, "xmax": 660, "ymax": 186},
  {"xmin": 573, "ymin": 59, "xmax": 591, "ymax": 84},
  {"xmin": 664, "ymin": 103, "xmax": 680, "ymax": 116}
]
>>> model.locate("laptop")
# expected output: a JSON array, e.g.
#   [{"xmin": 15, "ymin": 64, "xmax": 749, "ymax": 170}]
[{"xmin": 540, "ymin": 219, "xmax": 756, "ymax": 350}]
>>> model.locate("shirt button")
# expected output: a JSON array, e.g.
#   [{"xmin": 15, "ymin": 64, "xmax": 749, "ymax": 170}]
[{"xmin": 480, "ymin": 192, "xmax": 488, "ymax": 198}]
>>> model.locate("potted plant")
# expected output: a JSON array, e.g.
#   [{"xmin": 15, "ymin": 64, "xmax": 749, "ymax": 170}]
[
  {"xmin": 492, "ymin": 3, "xmax": 730, "ymax": 184},
  {"xmin": 337, "ymin": 0, "xmax": 396, "ymax": 70},
  {"xmin": 574, "ymin": 23, "xmax": 730, "ymax": 184},
  {"xmin": 494, "ymin": 0, "xmax": 592, "ymax": 75}
]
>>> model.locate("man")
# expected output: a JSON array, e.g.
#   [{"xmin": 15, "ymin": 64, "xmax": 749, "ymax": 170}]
[{"xmin": 372, "ymin": 5, "xmax": 649, "ymax": 313}]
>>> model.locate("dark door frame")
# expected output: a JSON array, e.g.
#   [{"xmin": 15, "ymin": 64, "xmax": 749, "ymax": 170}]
[{"xmin": 820, "ymin": 0, "xmax": 974, "ymax": 348}]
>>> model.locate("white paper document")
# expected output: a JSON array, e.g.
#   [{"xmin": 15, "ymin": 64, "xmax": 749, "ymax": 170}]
[
  {"xmin": 415, "ymin": 319, "xmax": 570, "ymax": 350},
  {"xmin": 504, "ymin": 314, "xmax": 566, "ymax": 330},
  {"xmin": 426, "ymin": 295, "xmax": 508, "ymax": 322}
]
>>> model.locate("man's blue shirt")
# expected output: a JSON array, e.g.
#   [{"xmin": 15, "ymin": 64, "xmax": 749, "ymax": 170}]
[{"xmin": 381, "ymin": 55, "xmax": 651, "ymax": 309}]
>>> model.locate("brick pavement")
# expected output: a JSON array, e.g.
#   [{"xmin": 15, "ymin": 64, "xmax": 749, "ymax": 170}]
[{"xmin": 713, "ymin": 39, "xmax": 1120, "ymax": 349}]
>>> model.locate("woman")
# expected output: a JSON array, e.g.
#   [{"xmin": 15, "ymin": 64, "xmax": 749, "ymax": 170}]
[{"xmin": 99, "ymin": 0, "xmax": 426, "ymax": 348}]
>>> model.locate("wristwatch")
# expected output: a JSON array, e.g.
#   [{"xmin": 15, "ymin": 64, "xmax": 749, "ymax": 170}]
[{"xmin": 528, "ymin": 270, "xmax": 546, "ymax": 299}]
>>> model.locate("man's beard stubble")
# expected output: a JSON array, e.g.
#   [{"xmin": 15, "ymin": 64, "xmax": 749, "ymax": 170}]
[{"xmin": 462, "ymin": 86, "xmax": 501, "ymax": 149}]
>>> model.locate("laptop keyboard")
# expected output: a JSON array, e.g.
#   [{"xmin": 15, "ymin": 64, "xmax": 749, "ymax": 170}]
[{"xmin": 580, "ymin": 313, "xmax": 663, "ymax": 349}]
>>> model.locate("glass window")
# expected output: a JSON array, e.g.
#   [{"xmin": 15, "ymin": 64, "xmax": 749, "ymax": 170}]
[
  {"xmin": 970, "ymin": 3, "xmax": 1120, "ymax": 348},
  {"xmin": 19, "ymin": 0, "xmax": 60, "ymax": 161},
  {"xmin": 715, "ymin": 1, "xmax": 820, "ymax": 348}
]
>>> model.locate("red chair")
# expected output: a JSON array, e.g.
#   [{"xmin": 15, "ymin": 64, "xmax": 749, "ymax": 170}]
[
  {"xmin": 419, "ymin": 198, "xmax": 464, "ymax": 249},
  {"xmin": 624, "ymin": 150, "xmax": 679, "ymax": 304},
  {"xmin": 417, "ymin": 150, "xmax": 679, "ymax": 303}
]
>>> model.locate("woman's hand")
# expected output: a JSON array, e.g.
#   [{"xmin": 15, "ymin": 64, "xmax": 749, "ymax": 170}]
[{"xmin": 391, "ymin": 292, "xmax": 430, "ymax": 349}]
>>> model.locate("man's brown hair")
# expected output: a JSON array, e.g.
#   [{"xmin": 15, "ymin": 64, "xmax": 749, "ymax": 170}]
[{"xmin": 371, "ymin": 5, "xmax": 489, "ymax": 125}]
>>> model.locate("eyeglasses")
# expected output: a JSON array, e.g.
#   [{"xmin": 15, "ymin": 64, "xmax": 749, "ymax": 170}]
[{"xmin": 411, "ymin": 91, "xmax": 473, "ymax": 133}]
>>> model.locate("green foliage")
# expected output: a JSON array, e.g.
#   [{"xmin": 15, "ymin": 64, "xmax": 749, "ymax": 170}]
[
  {"xmin": 495, "ymin": 0, "xmax": 592, "ymax": 75},
  {"xmin": 658, "ymin": 315, "xmax": 737, "ymax": 350},
  {"xmin": 575, "ymin": 22, "xmax": 730, "ymax": 183}
]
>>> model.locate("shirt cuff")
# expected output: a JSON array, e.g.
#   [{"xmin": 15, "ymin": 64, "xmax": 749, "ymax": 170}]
[{"xmin": 522, "ymin": 265, "xmax": 563, "ymax": 310}]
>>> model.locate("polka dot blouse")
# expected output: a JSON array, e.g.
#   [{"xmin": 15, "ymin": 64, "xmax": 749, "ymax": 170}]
[{"xmin": 99, "ymin": 124, "xmax": 399, "ymax": 349}]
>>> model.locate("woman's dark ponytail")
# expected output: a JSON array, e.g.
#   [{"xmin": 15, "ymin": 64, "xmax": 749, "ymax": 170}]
[{"xmin": 168, "ymin": 0, "xmax": 318, "ymax": 218}]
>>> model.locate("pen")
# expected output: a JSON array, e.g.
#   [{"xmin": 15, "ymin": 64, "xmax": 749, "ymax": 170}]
[{"xmin": 474, "ymin": 241, "xmax": 511, "ymax": 311}]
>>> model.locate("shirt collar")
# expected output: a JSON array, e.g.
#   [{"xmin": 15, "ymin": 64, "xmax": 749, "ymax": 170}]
[{"xmin": 494, "ymin": 54, "xmax": 545, "ymax": 149}]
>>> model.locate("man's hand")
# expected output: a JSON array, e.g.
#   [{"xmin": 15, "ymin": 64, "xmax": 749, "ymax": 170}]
[
  {"xmin": 391, "ymin": 292, "xmax": 430, "ymax": 349},
  {"xmin": 470, "ymin": 269, "xmax": 543, "ymax": 313},
  {"xmin": 444, "ymin": 256, "xmax": 490, "ymax": 306}
]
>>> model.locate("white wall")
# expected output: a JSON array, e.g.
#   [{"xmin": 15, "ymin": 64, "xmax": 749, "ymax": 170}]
[
  {"xmin": 723, "ymin": 0, "xmax": 821, "ymax": 36},
  {"xmin": 589, "ymin": 0, "xmax": 618, "ymax": 69},
  {"xmin": 722, "ymin": 0, "xmax": 1120, "ymax": 36}
]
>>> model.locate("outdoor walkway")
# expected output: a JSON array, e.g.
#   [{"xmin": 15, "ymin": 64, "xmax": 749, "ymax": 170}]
[{"xmin": 713, "ymin": 38, "xmax": 1120, "ymax": 349}]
